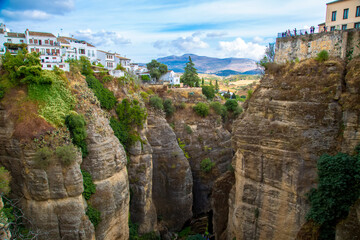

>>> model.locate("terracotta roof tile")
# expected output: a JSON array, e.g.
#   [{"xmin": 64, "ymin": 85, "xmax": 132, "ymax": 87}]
[
  {"xmin": 28, "ymin": 31, "xmax": 56, "ymax": 37},
  {"xmin": 87, "ymin": 43, "xmax": 95, "ymax": 47},
  {"xmin": 7, "ymin": 32, "xmax": 25, "ymax": 38}
]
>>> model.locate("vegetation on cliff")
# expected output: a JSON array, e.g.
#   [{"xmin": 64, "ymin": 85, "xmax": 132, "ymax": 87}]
[{"xmin": 306, "ymin": 146, "xmax": 360, "ymax": 240}]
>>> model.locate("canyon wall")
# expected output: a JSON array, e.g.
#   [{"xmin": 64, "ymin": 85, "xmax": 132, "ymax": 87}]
[{"xmin": 227, "ymin": 58, "xmax": 347, "ymax": 240}]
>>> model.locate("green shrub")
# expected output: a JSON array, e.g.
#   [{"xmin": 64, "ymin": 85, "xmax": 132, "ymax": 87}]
[
  {"xmin": 163, "ymin": 99, "xmax": 175, "ymax": 117},
  {"xmin": 55, "ymin": 144, "xmax": 77, "ymax": 166},
  {"xmin": 246, "ymin": 89, "xmax": 253, "ymax": 100},
  {"xmin": 86, "ymin": 205, "xmax": 101, "ymax": 228},
  {"xmin": 179, "ymin": 102, "xmax": 186, "ymax": 109},
  {"xmin": 149, "ymin": 96, "xmax": 163, "ymax": 110},
  {"xmin": 200, "ymin": 158, "xmax": 215, "ymax": 173},
  {"xmin": 110, "ymin": 117, "xmax": 141, "ymax": 152},
  {"xmin": 68, "ymin": 56, "xmax": 94, "ymax": 76},
  {"xmin": 116, "ymin": 99, "xmax": 147, "ymax": 128},
  {"xmin": 82, "ymin": 170, "xmax": 96, "ymax": 200},
  {"xmin": 28, "ymin": 71, "xmax": 76, "ymax": 126},
  {"xmin": 141, "ymin": 75, "xmax": 150, "ymax": 82},
  {"xmin": 0, "ymin": 167, "xmax": 11, "ymax": 195},
  {"xmin": 225, "ymin": 99, "xmax": 238, "ymax": 112},
  {"xmin": 184, "ymin": 124, "xmax": 193, "ymax": 134},
  {"xmin": 86, "ymin": 75, "xmax": 117, "ymax": 110},
  {"xmin": 210, "ymin": 101, "xmax": 227, "ymax": 118},
  {"xmin": 0, "ymin": 85, "xmax": 4, "ymax": 100},
  {"xmin": 306, "ymin": 150, "xmax": 360, "ymax": 239},
  {"xmin": 33, "ymin": 147, "xmax": 53, "ymax": 169},
  {"xmin": 315, "ymin": 50, "xmax": 329, "ymax": 62},
  {"xmin": 186, "ymin": 234, "xmax": 204, "ymax": 240},
  {"xmin": 234, "ymin": 106, "xmax": 243, "ymax": 117},
  {"xmin": 177, "ymin": 138, "xmax": 190, "ymax": 159},
  {"xmin": 102, "ymin": 75, "xmax": 113, "ymax": 83},
  {"xmin": 193, "ymin": 102, "xmax": 209, "ymax": 117},
  {"xmin": 201, "ymin": 85, "xmax": 215, "ymax": 100},
  {"xmin": 140, "ymin": 91, "xmax": 149, "ymax": 101},
  {"xmin": 65, "ymin": 113, "xmax": 88, "ymax": 157}
]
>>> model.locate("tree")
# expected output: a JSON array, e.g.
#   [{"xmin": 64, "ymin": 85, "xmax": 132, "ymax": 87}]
[
  {"xmin": 201, "ymin": 78, "xmax": 205, "ymax": 86},
  {"xmin": 180, "ymin": 56, "xmax": 200, "ymax": 87},
  {"xmin": 146, "ymin": 60, "xmax": 168, "ymax": 81},
  {"xmin": 215, "ymin": 80, "xmax": 219, "ymax": 93},
  {"xmin": 259, "ymin": 43, "xmax": 275, "ymax": 70},
  {"xmin": 210, "ymin": 80, "xmax": 213, "ymax": 86},
  {"xmin": 202, "ymin": 85, "xmax": 215, "ymax": 100}
]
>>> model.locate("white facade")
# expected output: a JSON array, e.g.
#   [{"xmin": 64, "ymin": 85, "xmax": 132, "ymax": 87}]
[
  {"xmin": 115, "ymin": 54, "xmax": 131, "ymax": 71},
  {"xmin": 58, "ymin": 37, "xmax": 97, "ymax": 63},
  {"xmin": 25, "ymin": 30, "xmax": 69, "ymax": 71},
  {"xmin": 97, "ymin": 50, "xmax": 117, "ymax": 70},
  {"xmin": 159, "ymin": 71, "xmax": 180, "ymax": 85}
]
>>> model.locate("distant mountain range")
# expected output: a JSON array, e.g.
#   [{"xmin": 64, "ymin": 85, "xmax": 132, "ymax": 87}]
[{"xmin": 156, "ymin": 54, "xmax": 261, "ymax": 76}]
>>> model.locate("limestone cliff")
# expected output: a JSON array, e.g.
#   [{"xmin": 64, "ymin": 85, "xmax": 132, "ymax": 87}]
[
  {"xmin": 171, "ymin": 108, "xmax": 233, "ymax": 216},
  {"xmin": 146, "ymin": 110, "xmax": 193, "ymax": 232},
  {"xmin": 72, "ymin": 77, "xmax": 130, "ymax": 240},
  {"xmin": 227, "ymin": 59, "xmax": 346, "ymax": 240},
  {"xmin": 0, "ymin": 103, "xmax": 95, "ymax": 240}
]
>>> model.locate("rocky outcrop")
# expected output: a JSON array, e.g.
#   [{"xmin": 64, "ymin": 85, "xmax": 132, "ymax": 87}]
[
  {"xmin": 0, "ymin": 104, "xmax": 95, "ymax": 240},
  {"xmin": 146, "ymin": 111, "xmax": 193, "ymax": 232},
  {"xmin": 211, "ymin": 171, "xmax": 235, "ymax": 240},
  {"xmin": 172, "ymin": 109, "xmax": 233, "ymax": 216},
  {"xmin": 74, "ymin": 80, "xmax": 129, "ymax": 240},
  {"xmin": 128, "ymin": 127, "xmax": 157, "ymax": 234},
  {"xmin": 227, "ymin": 59, "xmax": 345, "ymax": 240}
]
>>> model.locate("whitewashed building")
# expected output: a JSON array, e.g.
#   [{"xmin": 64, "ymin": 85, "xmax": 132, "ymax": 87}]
[
  {"xmin": 57, "ymin": 36, "xmax": 97, "ymax": 63},
  {"xmin": 159, "ymin": 71, "xmax": 180, "ymax": 85},
  {"xmin": 115, "ymin": 54, "xmax": 131, "ymax": 71},
  {"xmin": 0, "ymin": 23, "xmax": 26, "ymax": 55},
  {"xmin": 25, "ymin": 30, "xmax": 69, "ymax": 71},
  {"xmin": 97, "ymin": 50, "xmax": 117, "ymax": 70}
]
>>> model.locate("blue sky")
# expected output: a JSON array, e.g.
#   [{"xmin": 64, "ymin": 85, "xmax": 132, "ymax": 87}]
[{"xmin": 0, "ymin": 0, "xmax": 329, "ymax": 62}]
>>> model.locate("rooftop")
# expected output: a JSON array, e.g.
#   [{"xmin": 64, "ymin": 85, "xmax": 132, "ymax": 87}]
[
  {"xmin": 326, "ymin": 0, "xmax": 345, "ymax": 5},
  {"xmin": 28, "ymin": 31, "xmax": 56, "ymax": 38},
  {"xmin": 7, "ymin": 32, "xmax": 25, "ymax": 38}
]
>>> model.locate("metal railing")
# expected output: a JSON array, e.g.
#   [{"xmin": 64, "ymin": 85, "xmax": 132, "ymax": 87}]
[{"xmin": 277, "ymin": 27, "xmax": 320, "ymax": 38}]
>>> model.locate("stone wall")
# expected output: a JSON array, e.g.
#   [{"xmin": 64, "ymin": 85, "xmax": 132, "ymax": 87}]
[{"xmin": 275, "ymin": 29, "xmax": 360, "ymax": 63}]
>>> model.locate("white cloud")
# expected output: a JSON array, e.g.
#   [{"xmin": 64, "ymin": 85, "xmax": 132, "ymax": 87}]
[
  {"xmin": 218, "ymin": 38, "xmax": 266, "ymax": 60},
  {"xmin": 154, "ymin": 34, "xmax": 209, "ymax": 54},
  {"xmin": 1, "ymin": 9, "xmax": 51, "ymax": 21},
  {"xmin": 73, "ymin": 29, "xmax": 131, "ymax": 47},
  {"xmin": 206, "ymin": 32, "xmax": 227, "ymax": 38}
]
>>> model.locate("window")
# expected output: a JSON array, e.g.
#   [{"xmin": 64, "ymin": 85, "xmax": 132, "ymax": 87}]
[
  {"xmin": 20, "ymin": 40, "xmax": 24, "ymax": 43},
  {"xmin": 52, "ymin": 57, "xmax": 56, "ymax": 59},
  {"xmin": 47, "ymin": 64, "xmax": 51, "ymax": 68},
  {"xmin": 59, "ymin": 65, "xmax": 63, "ymax": 68},
  {"xmin": 45, "ymin": 40, "xmax": 49, "ymax": 44},
  {"xmin": 355, "ymin": 22, "xmax": 360, "ymax": 29},
  {"xmin": 331, "ymin": 26, "xmax": 336, "ymax": 31},
  {"xmin": 357, "ymin": 6, "xmax": 360, "ymax": 17},
  {"xmin": 29, "ymin": 39, "xmax": 33, "ymax": 44},
  {"xmin": 343, "ymin": 8, "xmax": 349, "ymax": 19},
  {"xmin": 7, "ymin": 39, "xmax": 11, "ymax": 43},
  {"xmin": 332, "ymin": 11, "xmax": 337, "ymax": 21},
  {"xmin": 79, "ymin": 49, "xmax": 85, "ymax": 54},
  {"xmin": 34, "ymin": 39, "xmax": 38, "ymax": 44},
  {"xmin": 342, "ymin": 24, "xmax": 347, "ymax": 30},
  {"xmin": 50, "ymin": 40, "xmax": 53, "ymax": 45}
]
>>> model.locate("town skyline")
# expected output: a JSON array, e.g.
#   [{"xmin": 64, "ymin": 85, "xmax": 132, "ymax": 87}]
[{"xmin": 0, "ymin": 0, "xmax": 329, "ymax": 63}]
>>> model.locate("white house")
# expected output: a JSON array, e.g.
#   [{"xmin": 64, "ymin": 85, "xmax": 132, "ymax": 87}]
[
  {"xmin": 57, "ymin": 36, "xmax": 97, "ymax": 63},
  {"xmin": 25, "ymin": 30, "xmax": 69, "ymax": 71},
  {"xmin": 159, "ymin": 71, "xmax": 180, "ymax": 85},
  {"xmin": 97, "ymin": 50, "xmax": 117, "ymax": 70},
  {"xmin": 115, "ymin": 54, "xmax": 131, "ymax": 71},
  {"xmin": 0, "ymin": 23, "xmax": 26, "ymax": 55}
]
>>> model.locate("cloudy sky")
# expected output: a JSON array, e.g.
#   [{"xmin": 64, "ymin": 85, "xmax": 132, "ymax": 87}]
[{"xmin": 0, "ymin": 0, "xmax": 328, "ymax": 62}]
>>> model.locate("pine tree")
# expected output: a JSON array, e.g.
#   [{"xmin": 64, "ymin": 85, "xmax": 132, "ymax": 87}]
[
  {"xmin": 180, "ymin": 56, "xmax": 200, "ymax": 87},
  {"xmin": 201, "ymin": 78, "xmax": 205, "ymax": 86},
  {"xmin": 210, "ymin": 80, "xmax": 213, "ymax": 86},
  {"xmin": 215, "ymin": 80, "xmax": 219, "ymax": 93}
]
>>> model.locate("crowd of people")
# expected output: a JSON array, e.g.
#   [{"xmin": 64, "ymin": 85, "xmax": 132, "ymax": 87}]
[{"xmin": 280, "ymin": 26, "xmax": 317, "ymax": 38}]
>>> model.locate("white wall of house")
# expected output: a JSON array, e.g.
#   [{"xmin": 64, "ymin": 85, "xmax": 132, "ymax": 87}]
[
  {"xmin": 159, "ymin": 71, "xmax": 180, "ymax": 85},
  {"xmin": 97, "ymin": 50, "xmax": 116, "ymax": 70}
]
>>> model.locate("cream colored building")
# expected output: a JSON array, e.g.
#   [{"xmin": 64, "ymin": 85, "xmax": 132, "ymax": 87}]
[{"xmin": 325, "ymin": 0, "xmax": 360, "ymax": 31}]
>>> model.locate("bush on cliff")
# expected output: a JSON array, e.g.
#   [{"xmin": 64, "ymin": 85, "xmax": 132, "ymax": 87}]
[
  {"xmin": 65, "ymin": 113, "xmax": 88, "ymax": 157},
  {"xmin": 163, "ymin": 99, "xmax": 175, "ymax": 117},
  {"xmin": 306, "ymin": 147, "xmax": 360, "ymax": 239},
  {"xmin": 149, "ymin": 95, "xmax": 163, "ymax": 110},
  {"xmin": 202, "ymin": 85, "xmax": 215, "ymax": 100},
  {"xmin": 193, "ymin": 102, "xmax": 209, "ymax": 117},
  {"xmin": 85, "ymin": 75, "xmax": 117, "ymax": 110},
  {"xmin": 315, "ymin": 50, "xmax": 329, "ymax": 62},
  {"xmin": 200, "ymin": 158, "xmax": 215, "ymax": 173}
]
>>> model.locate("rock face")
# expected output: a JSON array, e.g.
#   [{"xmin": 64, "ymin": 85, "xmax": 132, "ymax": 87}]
[
  {"xmin": 146, "ymin": 111, "xmax": 193, "ymax": 232},
  {"xmin": 227, "ymin": 59, "xmax": 345, "ymax": 240},
  {"xmin": 74, "ymin": 80, "xmax": 129, "ymax": 240},
  {"xmin": 128, "ymin": 127, "xmax": 158, "ymax": 234},
  {"xmin": 172, "ymin": 109, "xmax": 233, "ymax": 216},
  {"xmin": 211, "ymin": 171, "xmax": 235, "ymax": 240},
  {"xmin": 0, "ymin": 103, "xmax": 95, "ymax": 240}
]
